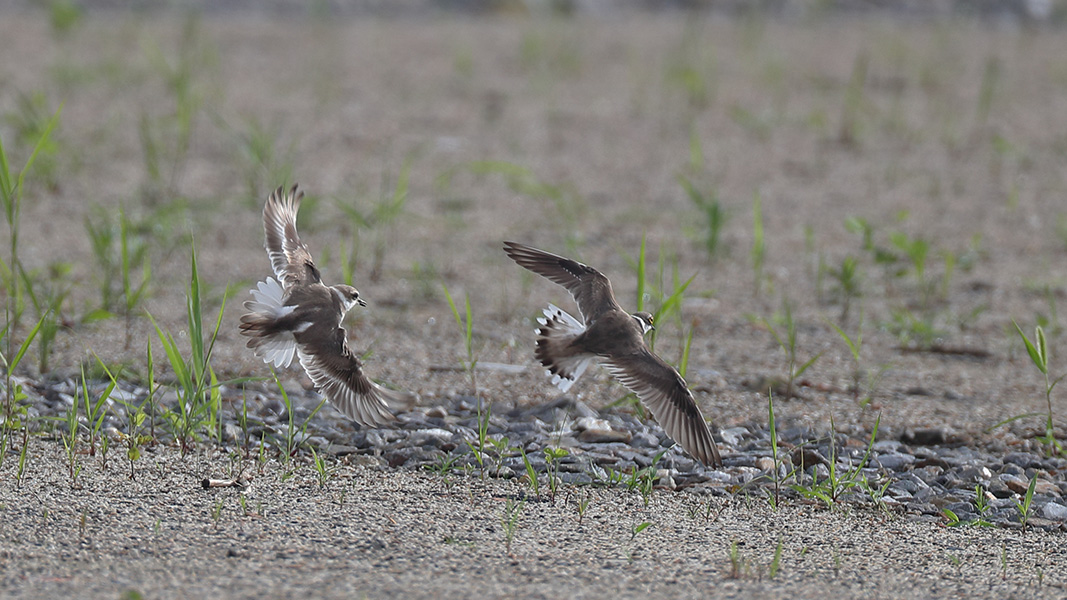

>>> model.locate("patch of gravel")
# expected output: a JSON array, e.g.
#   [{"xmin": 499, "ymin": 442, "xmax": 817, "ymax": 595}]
[
  {"xmin": 16, "ymin": 372, "xmax": 1067, "ymax": 533},
  {"xmin": 3, "ymin": 433, "xmax": 1067, "ymax": 600}
]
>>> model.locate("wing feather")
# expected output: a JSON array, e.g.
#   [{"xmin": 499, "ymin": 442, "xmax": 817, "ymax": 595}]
[
  {"xmin": 264, "ymin": 185, "xmax": 320, "ymax": 289},
  {"xmin": 296, "ymin": 327, "xmax": 408, "ymax": 427},
  {"xmin": 503, "ymin": 241, "xmax": 622, "ymax": 323},
  {"xmin": 603, "ymin": 350, "xmax": 721, "ymax": 467}
]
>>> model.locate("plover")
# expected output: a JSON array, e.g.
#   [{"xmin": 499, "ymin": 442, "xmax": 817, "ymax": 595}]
[
  {"xmin": 240, "ymin": 185, "xmax": 408, "ymax": 427},
  {"xmin": 503, "ymin": 241, "xmax": 721, "ymax": 467}
]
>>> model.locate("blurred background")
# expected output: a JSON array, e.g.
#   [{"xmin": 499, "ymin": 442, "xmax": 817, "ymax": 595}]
[{"xmin": 2, "ymin": 0, "xmax": 1067, "ymax": 436}]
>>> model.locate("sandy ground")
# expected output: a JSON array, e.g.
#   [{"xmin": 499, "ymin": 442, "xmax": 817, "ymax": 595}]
[
  {"xmin": 3, "ymin": 436, "xmax": 1067, "ymax": 599},
  {"xmin": 2, "ymin": 8, "xmax": 1067, "ymax": 599}
]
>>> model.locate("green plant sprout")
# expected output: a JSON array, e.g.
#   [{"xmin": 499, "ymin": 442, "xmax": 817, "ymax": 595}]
[
  {"xmin": 442, "ymin": 282, "xmax": 478, "ymax": 395},
  {"xmin": 1012, "ymin": 320, "xmax": 1064, "ymax": 455},
  {"xmin": 0, "ymin": 312, "xmax": 46, "ymax": 469},
  {"xmin": 791, "ymin": 414, "xmax": 881, "ymax": 508},
  {"xmin": 679, "ymin": 175, "xmax": 728, "ymax": 260},
  {"xmin": 751, "ymin": 190, "xmax": 765, "ymax": 296},
  {"xmin": 501, "ymin": 498, "xmax": 524, "ymax": 555},
  {"xmin": 148, "ymin": 245, "xmax": 226, "ymax": 455},
  {"xmin": 1013, "ymin": 473, "xmax": 1038, "ymax": 529},
  {"xmin": 751, "ymin": 299, "xmax": 822, "ymax": 399},
  {"xmin": 520, "ymin": 449, "xmax": 540, "ymax": 499},
  {"xmin": 544, "ymin": 446, "xmax": 569, "ymax": 502},
  {"xmin": 335, "ymin": 155, "xmax": 413, "ymax": 282},
  {"xmin": 1, "ymin": 104, "xmax": 61, "ymax": 364},
  {"xmin": 828, "ymin": 310, "xmax": 889, "ymax": 407}
]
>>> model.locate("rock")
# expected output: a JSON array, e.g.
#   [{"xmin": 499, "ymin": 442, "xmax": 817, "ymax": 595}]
[
  {"xmin": 1003, "ymin": 452, "xmax": 1039, "ymax": 468},
  {"xmin": 791, "ymin": 447, "xmax": 829, "ymax": 467},
  {"xmin": 574, "ymin": 417, "xmax": 610, "ymax": 432},
  {"xmin": 874, "ymin": 453, "xmax": 915, "ymax": 471},
  {"xmin": 956, "ymin": 466, "xmax": 993, "ymax": 483},
  {"xmin": 578, "ymin": 428, "xmax": 632, "ymax": 443},
  {"xmin": 630, "ymin": 431, "xmax": 660, "ymax": 449},
  {"xmin": 872, "ymin": 440, "xmax": 903, "ymax": 453},
  {"xmin": 900, "ymin": 428, "xmax": 948, "ymax": 445},
  {"xmin": 1033, "ymin": 479, "xmax": 1060, "ymax": 497},
  {"xmin": 997, "ymin": 465, "xmax": 1024, "ymax": 480},
  {"xmin": 718, "ymin": 427, "xmax": 748, "ymax": 447},
  {"xmin": 425, "ymin": 405, "xmax": 448, "ymax": 419},
  {"xmin": 1001, "ymin": 474, "xmax": 1032, "ymax": 495},
  {"xmin": 1041, "ymin": 502, "xmax": 1067, "ymax": 520},
  {"xmin": 347, "ymin": 454, "xmax": 384, "ymax": 467},
  {"xmin": 408, "ymin": 428, "xmax": 455, "ymax": 448},
  {"xmin": 987, "ymin": 477, "xmax": 1014, "ymax": 498}
]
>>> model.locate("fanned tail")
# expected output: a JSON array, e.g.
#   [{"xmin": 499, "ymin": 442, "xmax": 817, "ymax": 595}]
[
  {"xmin": 535, "ymin": 304, "xmax": 594, "ymax": 392},
  {"xmin": 239, "ymin": 278, "xmax": 297, "ymax": 368}
]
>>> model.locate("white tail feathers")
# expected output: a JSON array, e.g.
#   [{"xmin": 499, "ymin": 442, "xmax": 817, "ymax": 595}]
[
  {"xmin": 240, "ymin": 277, "xmax": 297, "ymax": 368},
  {"xmin": 244, "ymin": 278, "xmax": 289, "ymax": 318},
  {"xmin": 535, "ymin": 304, "xmax": 593, "ymax": 392}
]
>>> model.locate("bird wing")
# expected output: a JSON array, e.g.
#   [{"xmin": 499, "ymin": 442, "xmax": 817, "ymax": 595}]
[
  {"xmin": 263, "ymin": 185, "xmax": 321, "ymax": 289},
  {"xmin": 503, "ymin": 241, "xmax": 622, "ymax": 323},
  {"xmin": 603, "ymin": 349, "xmax": 721, "ymax": 467},
  {"xmin": 295, "ymin": 326, "xmax": 408, "ymax": 427}
]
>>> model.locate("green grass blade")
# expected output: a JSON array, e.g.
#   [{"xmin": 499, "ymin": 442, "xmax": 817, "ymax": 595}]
[
  {"xmin": 8, "ymin": 310, "xmax": 47, "ymax": 371},
  {"xmin": 1012, "ymin": 320, "xmax": 1046, "ymax": 374}
]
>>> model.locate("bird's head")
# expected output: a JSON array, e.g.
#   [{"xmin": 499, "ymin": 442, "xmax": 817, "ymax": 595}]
[
  {"xmin": 332, "ymin": 284, "xmax": 367, "ymax": 313},
  {"xmin": 631, "ymin": 311, "xmax": 655, "ymax": 335}
]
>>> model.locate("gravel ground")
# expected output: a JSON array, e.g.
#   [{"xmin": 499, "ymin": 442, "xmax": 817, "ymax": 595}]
[
  {"xmin": 3, "ymin": 436, "xmax": 1067, "ymax": 599},
  {"xmin": 3, "ymin": 7, "xmax": 1067, "ymax": 599}
]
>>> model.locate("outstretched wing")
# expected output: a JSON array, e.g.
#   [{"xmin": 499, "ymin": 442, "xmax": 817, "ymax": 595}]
[
  {"xmin": 603, "ymin": 350, "xmax": 721, "ymax": 467},
  {"xmin": 296, "ymin": 327, "xmax": 410, "ymax": 427},
  {"xmin": 264, "ymin": 184, "xmax": 321, "ymax": 289},
  {"xmin": 503, "ymin": 241, "xmax": 622, "ymax": 323}
]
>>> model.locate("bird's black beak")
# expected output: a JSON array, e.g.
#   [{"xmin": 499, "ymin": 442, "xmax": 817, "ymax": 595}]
[{"xmin": 358, "ymin": 297, "xmax": 368, "ymax": 307}]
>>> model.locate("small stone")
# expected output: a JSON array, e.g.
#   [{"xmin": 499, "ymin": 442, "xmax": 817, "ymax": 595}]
[
  {"xmin": 900, "ymin": 428, "xmax": 947, "ymax": 446},
  {"xmin": 756, "ymin": 456, "xmax": 776, "ymax": 471},
  {"xmin": 943, "ymin": 501, "xmax": 976, "ymax": 515},
  {"xmin": 873, "ymin": 440, "xmax": 903, "ymax": 453},
  {"xmin": 1003, "ymin": 452, "xmax": 1039, "ymax": 468},
  {"xmin": 365, "ymin": 430, "xmax": 388, "ymax": 448},
  {"xmin": 987, "ymin": 477, "xmax": 1013, "ymax": 498},
  {"xmin": 655, "ymin": 469, "xmax": 677, "ymax": 490},
  {"xmin": 384, "ymin": 446, "xmax": 440, "ymax": 468},
  {"xmin": 957, "ymin": 466, "xmax": 993, "ymax": 483},
  {"xmin": 1041, "ymin": 502, "xmax": 1067, "ymax": 520},
  {"xmin": 574, "ymin": 417, "xmax": 611, "ymax": 432},
  {"xmin": 221, "ymin": 422, "xmax": 243, "ymax": 443},
  {"xmin": 630, "ymin": 431, "xmax": 660, "ymax": 449},
  {"xmin": 998, "ymin": 463, "xmax": 1025, "ymax": 476},
  {"xmin": 348, "ymin": 454, "xmax": 384, "ymax": 467},
  {"xmin": 874, "ymin": 453, "xmax": 915, "ymax": 471},
  {"xmin": 887, "ymin": 486, "xmax": 913, "ymax": 500},
  {"xmin": 892, "ymin": 477, "xmax": 924, "ymax": 494},
  {"xmin": 719, "ymin": 427, "xmax": 747, "ymax": 447},
  {"xmin": 1034, "ymin": 479, "xmax": 1061, "ymax": 497},
  {"xmin": 1001, "ymin": 474, "xmax": 1031, "ymax": 495},
  {"xmin": 425, "ymin": 405, "xmax": 448, "ymax": 419},
  {"xmin": 578, "ymin": 428, "xmax": 632, "ymax": 444},
  {"xmin": 408, "ymin": 428, "xmax": 454, "ymax": 448},
  {"xmin": 791, "ymin": 447, "xmax": 829, "ymax": 467}
]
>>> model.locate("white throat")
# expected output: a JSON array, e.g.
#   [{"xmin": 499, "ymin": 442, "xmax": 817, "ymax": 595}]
[
  {"xmin": 332, "ymin": 287, "xmax": 360, "ymax": 315},
  {"xmin": 632, "ymin": 314, "xmax": 653, "ymax": 334}
]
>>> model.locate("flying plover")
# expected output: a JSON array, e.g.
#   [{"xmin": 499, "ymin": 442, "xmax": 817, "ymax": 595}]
[
  {"xmin": 503, "ymin": 241, "xmax": 721, "ymax": 467},
  {"xmin": 240, "ymin": 185, "xmax": 408, "ymax": 427}
]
